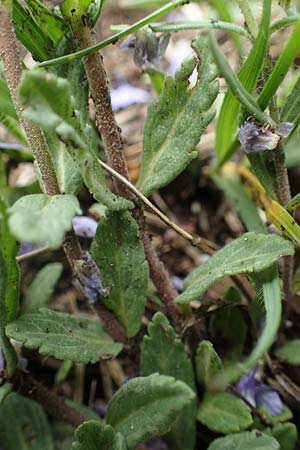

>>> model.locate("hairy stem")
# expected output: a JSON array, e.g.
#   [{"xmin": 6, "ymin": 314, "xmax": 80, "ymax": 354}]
[
  {"xmin": 74, "ymin": 25, "xmax": 182, "ymax": 326},
  {"xmin": 11, "ymin": 369, "xmax": 87, "ymax": 426}
]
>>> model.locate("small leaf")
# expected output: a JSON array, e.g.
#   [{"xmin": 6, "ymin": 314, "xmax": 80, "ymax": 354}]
[
  {"xmin": 51, "ymin": 423, "xmax": 75, "ymax": 450},
  {"xmin": 275, "ymin": 339, "xmax": 300, "ymax": 365},
  {"xmin": 6, "ymin": 308, "xmax": 123, "ymax": 363},
  {"xmin": 23, "ymin": 262, "xmax": 63, "ymax": 314},
  {"xmin": 72, "ymin": 421, "xmax": 126, "ymax": 450},
  {"xmin": 280, "ymin": 75, "xmax": 300, "ymax": 126},
  {"xmin": 0, "ymin": 79, "xmax": 18, "ymax": 120},
  {"xmin": 271, "ymin": 423, "xmax": 297, "ymax": 450},
  {"xmin": 9, "ymin": 194, "xmax": 82, "ymax": 248},
  {"xmin": 137, "ymin": 35, "xmax": 218, "ymax": 196},
  {"xmin": 176, "ymin": 232, "xmax": 294, "ymax": 304},
  {"xmin": 91, "ymin": 211, "xmax": 149, "ymax": 337},
  {"xmin": 0, "ymin": 392, "xmax": 55, "ymax": 450},
  {"xmin": 106, "ymin": 373, "xmax": 195, "ymax": 450},
  {"xmin": 207, "ymin": 430, "xmax": 280, "ymax": 450},
  {"xmin": 196, "ymin": 340, "xmax": 223, "ymax": 388},
  {"xmin": 197, "ymin": 392, "xmax": 253, "ymax": 434},
  {"xmin": 141, "ymin": 312, "xmax": 196, "ymax": 449}
]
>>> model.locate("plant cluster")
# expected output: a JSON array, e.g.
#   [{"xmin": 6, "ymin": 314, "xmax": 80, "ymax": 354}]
[{"xmin": 0, "ymin": 0, "xmax": 300, "ymax": 449}]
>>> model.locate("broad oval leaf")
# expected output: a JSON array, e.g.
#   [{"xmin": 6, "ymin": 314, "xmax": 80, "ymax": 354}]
[
  {"xmin": 275, "ymin": 339, "xmax": 300, "ymax": 365},
  {"xmin": 271, "ymin": 423, "xmax": 297, "ymax": 450},
  {"xmin": 176, "ymin": 232, "xmax": 294, "ymax": 304},
  {"xmin": 136, "ymin": 35, "xmax": 218, "ymax": 197},
  {"xmin": 9, "ymin": 194, "xmax": 82, "ymax": 249},
  {"xmin": 0, "ymin": 392, "xmax": 54, "ymax": 450},
  {"xmin": 91, "ymin": 211, "xmax": 149, "ymax": 337},
  {"xmin": 207, "ymin": 430, "xmax": 280, "ymax": 450},
  {"xmin": 196, "ymin": 340, "xmax": 223, "ymax": 388},
  {"xmin": 141, "ymin": 312, "xmax": 196, "ymax": 449},
  {"xmin": 197, "ymin": 392, "xmax": 253, "ymax": 434},
  {"xmin": 23, "ymin": 262, "xmax": 63, "ymax": 314},
  {"xmin": 6, "ymin": 308, "xmax": 123, "ymax": 364},
  {"xmin": 106, "ymin": 373, "xmax": 195, "ymax": 450},
  {"xmin": 72, "ymin": 421, "xmax": 126, "ymax": 450}
]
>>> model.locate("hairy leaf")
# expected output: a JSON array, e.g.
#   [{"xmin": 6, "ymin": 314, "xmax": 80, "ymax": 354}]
[
  {"xmin": 91, "ymin": 211, "xmax": 149, "ymax": 337},
  {"xmin": 72, "ymin": 421, "xmax": 127, "ymax": 450},
  {"xmin": 0, "ymin": 392, "xmax": 54, "ymax": 450},
  {"xmin": 207, "ymin": 430, "xmax": 280, "ymax": 450},
  {"xmin": 196, "ymin": 340, "xmax": 223, "ymax": 388},
  {"xmin": 23, "ymin": 262, "xmax": 63, "ymax": 313},
  {"xmin": 198, "ymin": 392, "xmax": 253, "ymax": 433},
  {"xmin": 271, "ymin": 423, "xmax": 297, "ymax": 450},
  {"xmin": 141, "ymin": 312, "xmax": 196, "ymax": 449},
  {"xmin": 106, "ymin": 373, "xmax": 195, "ymax": 450},
  {"xmin": 215, "ymin": 0, "xmax": 271, "ymax": 164},
  {"xmin": 176, "ymin": 232, "xmax": 294, "ymax": 304},
  {"xmin": 9, "ymin": 193, "xmax": 81, "ymax": 248},
  {"xmin": 6, "ymin": 308, "xmax": 123, "ymax": 363},
  {"xmin": 137, "ymin": 35, "xmax": 218, "ymax": 196}
]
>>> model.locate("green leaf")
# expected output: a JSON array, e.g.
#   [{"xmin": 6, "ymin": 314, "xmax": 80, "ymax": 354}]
[
  {"xmin": 140, "ymin": 312, "xmax": 196, "ymax": 449},
  {"xmin": 0, "ymin": 383, "xmax": 12, "ymax": 405},
  {"xmin": 209, "ymin": 33, "xmax": 269, "ymax": 127},
  {"xmin": 275, "ymin": 339, "xmax": 300, "ymax": 365},
  {"xmin": 214, "ymin": 174, "xmax": 267, "ymax": 233},
  {"xmin": 213, "ymin": 265, "xmax": 282, "ymax": 389},
  {"xmin": 207, "ymin": 430, "xmax": 280, "ymax": 450},
  {"xmin": 136, "ymin": 35, "xmax": 218, "ymax": 196},
  {"xmin": 23, "ymin": 262, "xmax": 63, "ymax": 314},
  {"xmin": 9, "ymin": 193, "xmax": 81, "ymax": 248},
  {"xmin": 196, "ymin": 340, "xmax": 223, "ymax": 388},
  {"xmin": 13, "ymin": 0, "xmax": 55, "ymax": 62},
  {"xmin": 0, "ymin": 198, "xmax": 20, "ymax": 323},
  {"xmin": 61, "ymin": 0, "xmax": 93, "ymax": 30},
  {"xmin": 106, "ymin": 373, "xmax": 195, "ymax": 450},
  {"xmin": 91, "ymin": 211, "xmax": 149, "ymax": 337},
  {"xmin": 271, "ymin": 423, "xmax": 297, "ymax": 450},
  {"xmin": 176, "ymin": 232, "xmax": 294, "ymax": 304},
  {"xmin": 72, "ymin": 421, "xmax": 127, "ymax": 450},
  {"xmin": 19, "ymin": 70, "xmax": 85, "ymax": 149},
  {"xmin": 0, "ymin": 79, "xmax": 18, "ymax": 119},
  {"xmin": 280, "ymin": 75, "xmax": 300, "ymax": 126},
  {"xmin": 0, "ymin": 236, "xmax": 18, "ymax": 376},
  {"xmin": 197, "ymin": 392, "xmax": 253, "ymax": 434},
  {"xmin": 6, "ymin": 308, "xmax": 123, "ymax": 363},
  {"xmin": 23, "ymin": 0, "xmax": 67, "ymax": 46},
  {"xmin": 51, "ymin": 423, "xmax": 75, "ymax": 450},
  {"xmin": 215, "ymin": 0, "xmax": 272, "ymax": 164},
  {"xmin": 259, "ymin": 405, "xmax": 292, "ymax": 425},
  {"xmin": 258, "ymin": 23, "xmax": 300, "ymax": 111},
  {"xmin": 0, "ymin": 392, "xmax": 54, "ymax": 450}
]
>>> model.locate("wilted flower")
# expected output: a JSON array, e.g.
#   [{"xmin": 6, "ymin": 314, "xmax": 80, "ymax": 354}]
[
  {"xmin": 121, "ymin": 26, "xmax": 170, "ymax": 69},
  {"xmin": 74, "ymin": 251, "xmax": 108, "ymax": 303},
  {"xmin": 236, "ymin": 368, "xmax": 283, "ymax": 416},
  {"xmin": 238, "ymin": 119, "xmax": 294, "ymax": 154},
  {"xmin": 72, "ymin": 216, "xmax": 98, "ymax": 238}
]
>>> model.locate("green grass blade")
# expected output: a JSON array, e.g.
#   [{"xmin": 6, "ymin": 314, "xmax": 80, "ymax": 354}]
[
  {"xmin": 258, "ymin": 22, "xmax": 300, "ymax": 111},
  {"xmin": 209, "ymin": 33, "xmax": 271, "ymax": 125},
  {"xmin": 211, "ymin": 0, "xmax": 243, "ymax": 54},
  {"xmin": 214, "ymin": 0, "xmax": 271, "ymax": 164}
]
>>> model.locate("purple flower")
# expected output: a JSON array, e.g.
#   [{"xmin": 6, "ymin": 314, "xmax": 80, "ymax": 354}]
[
  {"xmin": 72, "ymin": 216, "xmax": 98, "ymax": 238},
  {"xmin": 236, "ymin": 368, "xmax": 283, "ymax": 416},
  {"xmin": 238, "ymin": 120, "xmax": 280, "ymax": 154},
  {"xmin": 172, "ymin": 275, "xmax": 184, "ymax": 293},
  {"xmin": 73, "ymin": 252, "xmax": 108, "ymax": 304}
]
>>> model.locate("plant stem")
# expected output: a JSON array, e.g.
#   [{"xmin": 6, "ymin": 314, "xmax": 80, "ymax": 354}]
[
  {"xmin": 0, "ymin": 5, "xmax": 126, "ymax": 343},
  {"xmin": 39, "ymin": 0, "xmax": 189, "ymax": 68},
  {"xmin": 11, "ymin": 369, "xmax": 87, "ymax": 426},
  {"xmin": 0, "ymin": 7, "xmax": 59, "ymax": 195},
  {"xmin": 74, "ymin": 24, "xmax": 182, "ymax": 326}
]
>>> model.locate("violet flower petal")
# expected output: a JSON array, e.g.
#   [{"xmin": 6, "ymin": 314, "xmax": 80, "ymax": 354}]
[
  {"xmin": 236, "ymin": 368, "xmax": 257, "ymax": 406},
  {"xmin": 238, "ymin": 121, "xmax": 280, "ymax": 154},
  {"xmin": 111, "ymin": 83, "xmax": 150, "ymax": 111},
  {"xmin": 72, "ymin": 216, "xmax": 98, "ymax": 238},
  {"xmin": 254, "ymin": 384, "xmax": 283, "ymax": 416},
  {"xmin": 172, "ymin": 275, "xmax": 184, "ymax": 293}
]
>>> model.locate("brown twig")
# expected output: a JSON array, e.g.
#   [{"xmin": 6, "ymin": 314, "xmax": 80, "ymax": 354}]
[{"xmin": 11, "ymin": 369, "xmax": 87, "ymax": 426}]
